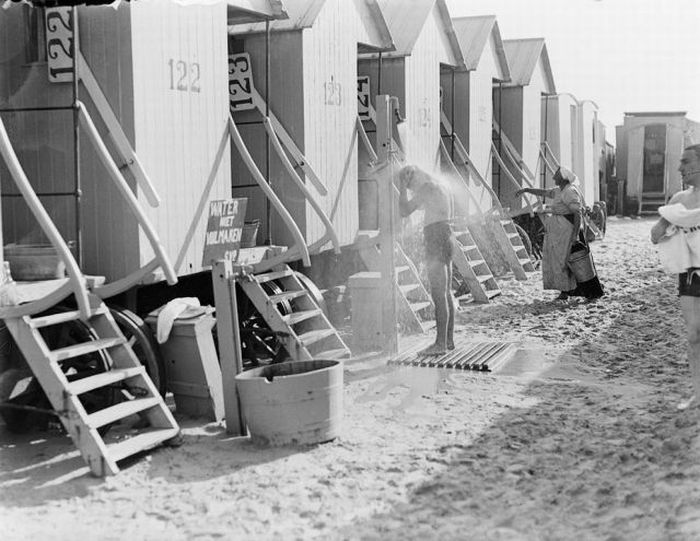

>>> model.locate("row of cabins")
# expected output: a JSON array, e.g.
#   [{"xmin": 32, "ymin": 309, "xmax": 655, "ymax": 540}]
[{"xmin": 0, "ymin": 0, "xmax": 611, "ymax": 306}]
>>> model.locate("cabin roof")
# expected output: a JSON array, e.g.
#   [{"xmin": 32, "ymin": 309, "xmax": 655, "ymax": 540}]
[
  {"xmin": 452, "ymin": 15, "xmax": 510, "ymax": 81},
  {"xmin": 624, "ymin": 111, "xmax": 688, "ymax": 117},
  {"xmin": 502, "ymin": 38, "xmax": 555, "ymax": 93},
  {"xmin": 227, "ymin": 0, "xmax": 289, "ymax": 24},
  {"xmin": 368, "ymin": 0, "xmax": 464, "ymax": 68},
  {"xmin": 229, "ymin": 0, "xmax": 394, "ymax": 52}
]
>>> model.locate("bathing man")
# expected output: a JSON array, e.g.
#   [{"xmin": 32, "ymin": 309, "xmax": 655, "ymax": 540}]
[
  {"xmin": 398, "ymin": 165, "xmax": 455, "ymax": 355},
  {"xmin": 651, "ymin": 143, "xmax": 700, "ymax": 410}
]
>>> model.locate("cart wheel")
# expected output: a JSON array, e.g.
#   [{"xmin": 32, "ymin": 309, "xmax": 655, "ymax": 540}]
[
  {"xmin": 514, "ymin": 223, "xmax": 533, "ymax": 259},
  {"xmin": 591, "ymin": 203, "xmax": 606, "ymax": 238},
  {"xmin": 109, "ymin": 307, "xmax": 166, "ymax": 396},
  {"xmin": 0, "ymin": 306, "xmax": 115, "ymax": 433},
  {"xmin": 237, "ymin": 281, "xmax": 292, "ymax": 368},
  {"xmin": 294, "ymin": 271, "xmax": 328, "ymax": 316}
]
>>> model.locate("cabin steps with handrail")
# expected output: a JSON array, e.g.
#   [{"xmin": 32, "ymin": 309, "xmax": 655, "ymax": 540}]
[
  {"xmin": 237, "ymin": 265, "xmax": 350, "ymax": 361},
  {"xmin": 3, "ymin": 294, "xmax": 180, "ymax": 477},
  {"xmin": 493, "ymin": 218, "xmax": 535, "ymax": 279},
  {"xmin": 451, "ymin": 229, "xmax": 501, "ymax": 303},
  {"xmin": 356, "ymin": 237, "xmax": 434, "ymax": 335}
]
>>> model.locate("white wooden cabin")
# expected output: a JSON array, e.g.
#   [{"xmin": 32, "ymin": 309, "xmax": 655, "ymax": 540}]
[
  {"xmin": 228, "ymin": 0, "xmax": 393, "ymax": 250},
  {"xmin": 495, "ymin": 38, "xmax": 555, "ymax": 210},
  {"xmin": 0, "ymin": 1, "xmax": 277, "ymax": 282},
  {"xmin": 616, "ymin": 111, "xmax": 700, "ymax": 213},
  {"xmin": 573, "ymin": 99, "xmax": 600, "ymax": 205},
  {"xmin": 541, "ymin": 92, "xmax": 578, "ymax": 188},
  {"xmin": 449, "ymin": 15, "xmax": 510, "ymax": 214}
]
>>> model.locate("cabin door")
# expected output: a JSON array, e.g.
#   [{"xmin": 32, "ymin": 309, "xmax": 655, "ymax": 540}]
[{"xmin": 642, "ymin": 124, "xmax": 666, "ymax": 193}]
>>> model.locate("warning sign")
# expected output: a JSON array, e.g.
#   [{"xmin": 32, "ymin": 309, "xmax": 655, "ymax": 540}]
[{"xmin": 202, "ymin": 198, "xmax": 247, "ymax": 266}]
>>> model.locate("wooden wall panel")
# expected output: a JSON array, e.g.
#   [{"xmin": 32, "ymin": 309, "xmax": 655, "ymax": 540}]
[
  {"xmin": 131, "ymin": 1, "xmax": 231, "ymax": 275},
  {"xmin": 523, "ymin": 61, "xmax": 547, "ymax": 186},
  {"xmin": 302, "ymin": 0, "xmax": 364, "ymax": 247}
]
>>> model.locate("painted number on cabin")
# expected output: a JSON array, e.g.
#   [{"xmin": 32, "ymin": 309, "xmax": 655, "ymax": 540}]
[
  {"xmin": 324, "ymin": 76, "xmax": 342, "ymax": 106},
  {"xmin": 357, "ymin": 76, "xmax": 370, "ymax": 120},
  {"xmin": 229, "ymin": 53, "xmax": 255, "ymax": 111},
  {"xmin": 45, "ymin": 7, "xmax": 74, "ymax": 83},
  {"xmin": 168, "ymin": 59, "xmax": 201, "ymax": 93}
]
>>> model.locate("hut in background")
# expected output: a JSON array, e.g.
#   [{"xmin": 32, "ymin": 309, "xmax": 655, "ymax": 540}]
[
  {"xmin": 448, "ymin": 15, "xmax": 510, "ymax": 213},
  {"xmin": 541, "ymin": 92, "xmax": 578, "ymax": 188},
  {"xmin": 573, "ymin": 99, "xmax": 601, "ymax": 205},
  {"xmin": 228, "ymin": 0, "xmax": 393, "ymax": 251},
  {"xmin": 495, "ymin": 37, "xmax": 555, "ymax": 211},
  {"xmin": 616, "ymin": 111, "xmax": 700, "ymax": 213}
]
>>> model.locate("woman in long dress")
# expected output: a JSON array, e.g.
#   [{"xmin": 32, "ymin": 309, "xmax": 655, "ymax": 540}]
[{"xmin": 516, "ymin": 167, "xmax": 604, "ymax": 301}]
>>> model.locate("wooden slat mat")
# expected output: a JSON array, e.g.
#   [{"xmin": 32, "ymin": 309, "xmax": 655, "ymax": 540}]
[{"xmin": 389, "ymin": 341, "xmax": 516, "ymax": 372}]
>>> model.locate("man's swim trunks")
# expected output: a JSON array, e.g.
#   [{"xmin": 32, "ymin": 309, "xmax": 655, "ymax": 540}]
[
  {"xmin": 423, "ymin": 221, "xmax": 453, "ymax": 264},
  {"xmin": 679, "ymin": 268, "xmax": 700, "ymax": 297}
]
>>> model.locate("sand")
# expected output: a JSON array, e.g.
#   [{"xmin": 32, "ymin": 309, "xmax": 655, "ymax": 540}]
[{"xmin": 2, "ymin": 216, "xmax": 700, "ymax": 540}]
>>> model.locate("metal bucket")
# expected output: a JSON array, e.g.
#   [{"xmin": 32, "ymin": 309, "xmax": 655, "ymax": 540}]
[
  {"xmin": 568, "ymin": 248, "xmax": 595, "ymax": 282},
  {"xmin": 235, "ymin": 360, "xmax": 343, "ymax": 445}
]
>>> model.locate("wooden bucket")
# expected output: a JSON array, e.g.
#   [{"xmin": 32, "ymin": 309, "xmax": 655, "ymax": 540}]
[
  {"xmin": 568, "ymin": 248, "xmax": 595, "ymax": 282},
  {"xmin": 235, "ymin": 360, "xmax": 343, "ymax": 445}
]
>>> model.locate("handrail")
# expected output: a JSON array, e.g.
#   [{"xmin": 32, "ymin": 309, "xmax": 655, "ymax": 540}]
[
  {"xmin": 250, "ymin": 87, "xmax": 327, "ymax": 196},
  {"xmin": 356, "ymin": 116, "xmax": 378, "ymax": 164},
  {"xmin": 228, "ymin": 115, "xmax": 311, "ymax": 267},
  {"xmin": 539, "ymin": 148, "xmax": 559, "ymax": 175},
  {"xmin": 77, "ymin": 52, "xmax": 161, "ymax": 208},
  {"xmin": 492, "ymin": 119, "xmax": 538, "ymax": 184},
  {"xmin": 439, "ymin": 140, "xmax": 483, "ymax": 217},
  {"xmin": 0, "ymin": 117, "xmax": 91, "ymax": 319},
  {"xmin": 174, "ymin": 122, "xmax": 231, "ymax": 272},
  {"xmin": 93, "ymin": 258, "xmax": 159, "ymax": 300},
  {"xmin": 491, "ymin": 141, "xmax": 537, "ymax": 215},
  {"xmin": 541, "ymin": 141, "xmax": 561, "ymax": 169},
  {"xmin": 261, "ymin": 116, "xmax": 340, "ymax": 255},
  {"xmin": 440, "ymin": 110, "xmax": 502, "ymax": 212},
  {"xmin": 78, "ymin": 102, "xmax": 178, "ymax": 293}
]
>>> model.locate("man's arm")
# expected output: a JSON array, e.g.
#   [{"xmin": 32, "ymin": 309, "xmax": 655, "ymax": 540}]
[
  {"xmin": 651, "ymin": 191, "xmax": 684, "ymax": 244},
  {"xmin": 399, "ymin": 183, "xmax": 422, "ymax": 217},
  {"xmin": 515, "ymin": 187, "xmax": 556, "ymax": 199}
]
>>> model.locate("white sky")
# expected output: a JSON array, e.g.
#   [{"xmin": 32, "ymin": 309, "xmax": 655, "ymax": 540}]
[{"xmin": 445, "ymin": 0, "xmax": 700, "ymax": 145}]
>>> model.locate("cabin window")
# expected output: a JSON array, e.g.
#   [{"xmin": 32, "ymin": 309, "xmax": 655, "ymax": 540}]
[{"xmin": 23, "ymin": 6, "xmax": 47, "ymax": 64}]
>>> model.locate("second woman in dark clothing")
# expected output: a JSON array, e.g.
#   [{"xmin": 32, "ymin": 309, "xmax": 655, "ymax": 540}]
[{"xmin": 516, "ymin": 167, "xmax": 604, "ymax": 301}]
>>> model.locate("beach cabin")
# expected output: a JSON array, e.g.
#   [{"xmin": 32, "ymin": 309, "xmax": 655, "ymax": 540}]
[
  {"xmin": 616, "ymin": 111, "xmax": 700, "ymax": 213},
  {"xmin": 448, "ymin": 15, "xmax": 510, "ymax": 213},
  {"xmin": 0, "ymin": 2, "xmax": 264, "ymax": 283},
  {"xmin": 356, "ymin": 0, "xmax": 464, "ymax": 210},
  {"xmin": 572, "ymin": 99, "xmax": 600, "ymax": 205},
  {"xmin": 540, "ymin": 92, "xmax": 579, "ymax": 188},
  {"xmin": 494, "ymin": 37, "xmax": 555, "ymax": 211},
  {"xmin": 227, "ymin": 0, "xmax": 393, "ymax": 252}
]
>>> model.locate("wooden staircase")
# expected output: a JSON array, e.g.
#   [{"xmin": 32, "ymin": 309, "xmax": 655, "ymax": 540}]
[
  {"xmin": 237, "ymin": 265, "xmax": 350, "ymax": 361},
  {"xmin": 3, "ymin": 294, "xmax": 179, "ymax": 477},
  {"xmin": 451, "ymin": 229, "xmax": 501, "ymax": 303},
  {"xmin": 356, "ymin": 231, "xmax": 433, "ymax": 334},
  {"xmin": 639, "ymin": 192, "xmax": 667, "ymax": 214},
  {"xmin": 488, "ymin": 217, "xmax": 535, "ymax": 280}
]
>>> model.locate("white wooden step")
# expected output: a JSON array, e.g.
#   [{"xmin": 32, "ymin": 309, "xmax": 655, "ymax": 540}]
[
  {"xmin": 49, "ymin": 336, "xmax": 125, "ymax": 363},
  {"xmin": 469, "ymin": 259, "xmax": 486, "ymax": 268},
  {"xmin": 282, "ymin": 309, "xmax": 322, "ymax": 326},
  {"xmin": 399, "ymin": 283, "xmax": 421, "ymax": 295},
  {"xmin": 28, "ymin": 306, "xmax": 107, "ymax": 329},
  {"xmin": 395, "ymin": 265, "xmax": 410, "ymax": 276},
  {"xmin": 409, "ymin": 301, "xmax": 432, "ymax": 312},
  {"xmin": 88, "ymin": 397, "xmax": 161, "ymax": 429},
  {"xmin": 68, "ymin": 367, "xmax": 145, "ymax": 396},
  {"xmin": 316, "ymin": 348, "xmax": 350, "ymax": 360},
  {"xmin": 268, "ymin": 290, "xmax": 307, "ymax": 304},
  {"xmin": 255, "ymin": 269, "xmax": 295, "ymax": 283},
  {"xmin": 107, "ymin": 427, "xmax": 180, "ymax": 463},
  {"xmin": 297, "ymin": 328, "xmax": 336, "ymax": 347},
  {"xmin": 478, "ymin": 274, "xmax": 495, "ymax": 284}
]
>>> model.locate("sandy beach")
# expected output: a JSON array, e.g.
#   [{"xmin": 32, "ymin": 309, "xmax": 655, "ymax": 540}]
[{"xmin": 2, "ymin": 215, "xmax": 700, "ymax": 540}]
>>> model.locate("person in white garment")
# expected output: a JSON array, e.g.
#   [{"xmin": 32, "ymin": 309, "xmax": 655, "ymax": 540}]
[{"xmin": 652, "ymin": 143, "xmax": 700, "ymax": 410}]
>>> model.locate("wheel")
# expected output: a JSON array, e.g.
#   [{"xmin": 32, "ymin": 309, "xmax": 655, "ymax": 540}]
[
  {"xmin": 109, "ymin": 307, "xmax": 167, "ymax": 396},
  {"xmin": 590, "ymin": 203, "xmax": 606, "ymax": 238},
  {"xmin": 514, "ymin": 223, "xmax": 533, "ymax": 259},
  {"xmin": 0, "ymin": 306, "xmax": 115, "ymax": 433},
  {"xmin": 293, "ymin": 271, "xmax": 328, "ymax": 316},
  {"xmin": 237, "ymin": 281, "xmax": 292, "ymax": 368}
]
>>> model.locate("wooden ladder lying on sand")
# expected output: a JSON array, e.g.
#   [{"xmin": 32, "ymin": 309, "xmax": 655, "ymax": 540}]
[{"xmin": 237, "ymin": 265, "xmax": 350, "ymax": 361}]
